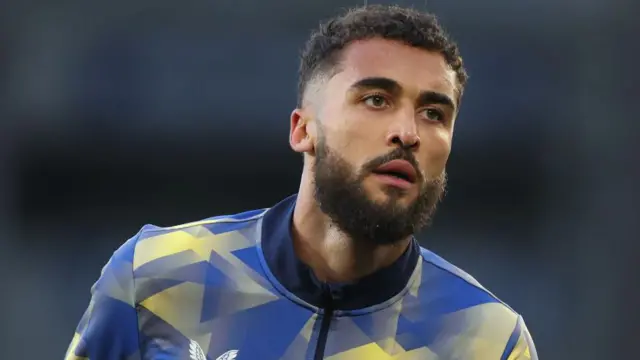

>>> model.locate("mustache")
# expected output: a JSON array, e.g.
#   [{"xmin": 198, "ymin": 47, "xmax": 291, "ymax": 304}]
[{"xmin": 361, "ymin": 147, "xmax": 423, "ymax": 181}]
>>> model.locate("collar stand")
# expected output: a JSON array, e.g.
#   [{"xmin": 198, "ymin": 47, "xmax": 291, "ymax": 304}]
[{"xmin": 261, "ymin": 194, "xmax": 420, "ymax": 311}]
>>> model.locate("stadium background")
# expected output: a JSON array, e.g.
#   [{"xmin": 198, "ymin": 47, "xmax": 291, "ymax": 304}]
[{"xmin": 0, "ymin": 0, "xmax": 637, "ymax": 359}]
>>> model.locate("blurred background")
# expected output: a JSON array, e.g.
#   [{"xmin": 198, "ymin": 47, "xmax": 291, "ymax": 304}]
[{"xmin": 0, "ymin": 0, "xmax": 638, "ymax": 358}]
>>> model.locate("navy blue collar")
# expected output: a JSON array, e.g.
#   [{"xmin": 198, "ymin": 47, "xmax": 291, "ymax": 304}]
[{"xmin": 261, "ymin": 194, "xmax": 420, "ymax": 310}]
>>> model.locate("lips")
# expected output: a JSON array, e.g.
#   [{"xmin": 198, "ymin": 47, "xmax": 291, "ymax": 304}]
[{"xmin": 372, "ymin": 159, "xmax": 417, "ymax": 183}]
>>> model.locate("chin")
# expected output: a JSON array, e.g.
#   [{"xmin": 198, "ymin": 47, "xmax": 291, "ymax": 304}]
[{"xmin": 367, "ymin": 185, "xmax": 416, "ymax": 205}]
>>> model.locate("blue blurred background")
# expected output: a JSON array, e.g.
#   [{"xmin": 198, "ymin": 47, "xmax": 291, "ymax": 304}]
[{"xmin": 0, "ymin": 0, "xmax": 638, "ymax": 359}]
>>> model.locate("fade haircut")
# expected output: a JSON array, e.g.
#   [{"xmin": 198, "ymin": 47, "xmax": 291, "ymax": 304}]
[{"xmin": 297, "ymin": 5, "xmax": 467, "ymax": 107}]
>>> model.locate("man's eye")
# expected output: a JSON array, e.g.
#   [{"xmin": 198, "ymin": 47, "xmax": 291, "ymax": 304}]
[
  {"xmin": 363, "ymin": 95, "xmax": 388, "ymax": 108},
  {"xmin": 423, "ymin": 108, "xmax": 444, "ymax": 122}
]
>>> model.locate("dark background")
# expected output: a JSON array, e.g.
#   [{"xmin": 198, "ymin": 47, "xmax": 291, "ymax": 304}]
[{"xmin": 0, "ymin": 0, "xmax": 638, "ymax": 359}]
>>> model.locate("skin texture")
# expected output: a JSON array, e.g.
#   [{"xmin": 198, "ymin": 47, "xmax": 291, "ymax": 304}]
[{"xmin": 289, "ymin": 38, "xmax": 459, "ymax": 283}]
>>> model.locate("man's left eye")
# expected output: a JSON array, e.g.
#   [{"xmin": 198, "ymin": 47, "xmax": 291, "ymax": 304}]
[{"xmin": 423, "ymin": 108, "xmax": 444, "ymax": 122}]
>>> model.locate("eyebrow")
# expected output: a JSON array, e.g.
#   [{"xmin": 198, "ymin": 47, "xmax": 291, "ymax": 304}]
[
  {"xmin": 416, "ymin": 91, "xmax": 456, "ymax": 112},
  {"xmin": 348, "ymin": 76, "xmax": 456, "ymax": 111},
  {"xmin": 348, "ymin": 77, "xmax": 402, "ymax": 95}
]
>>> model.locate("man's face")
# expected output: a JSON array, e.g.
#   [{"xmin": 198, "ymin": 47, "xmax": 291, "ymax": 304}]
[{"xmin": 295, "ymin": 38, "xmax": 459, "ymax": 245}]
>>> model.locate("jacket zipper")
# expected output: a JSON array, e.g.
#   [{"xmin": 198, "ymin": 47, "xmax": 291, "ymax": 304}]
[{"xmin": 314, "ymin": 292, "xmax": 334, "ymax": 360}]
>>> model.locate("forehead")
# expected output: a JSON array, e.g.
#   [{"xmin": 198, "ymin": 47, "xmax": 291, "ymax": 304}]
[{"xmin": 333, "ymin": 38, "xmax": 457, "ymax": 99}]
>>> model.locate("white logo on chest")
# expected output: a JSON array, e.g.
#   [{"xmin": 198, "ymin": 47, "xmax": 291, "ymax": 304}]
[
  {"xmin": 216, "ymin": 350, "xmax": 238, "ymax": 360},
  {"xmin": 189, "ymin": 339, "xmax": 238, "ymax": 360}
]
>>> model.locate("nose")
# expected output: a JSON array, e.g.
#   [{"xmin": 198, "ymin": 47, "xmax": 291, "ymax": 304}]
[{"xmin": 386, "ymin": 114, "xmax": 420, "ymax": 150}]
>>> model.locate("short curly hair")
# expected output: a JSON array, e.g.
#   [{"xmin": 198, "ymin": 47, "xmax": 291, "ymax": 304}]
[{"xmin": 298, "ymin": 5, "xmax": 467, "ymax": 107}]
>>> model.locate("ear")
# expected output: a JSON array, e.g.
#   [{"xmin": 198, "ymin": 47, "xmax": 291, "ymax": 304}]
[{"xmin": 289, "ymin": 108, "xmax": 315, "ymax": 154}]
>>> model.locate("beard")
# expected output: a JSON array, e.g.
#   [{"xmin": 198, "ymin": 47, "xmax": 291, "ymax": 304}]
[{"xmin": 313, "ymin": 136, "xmax": 447, "ymax": 246}]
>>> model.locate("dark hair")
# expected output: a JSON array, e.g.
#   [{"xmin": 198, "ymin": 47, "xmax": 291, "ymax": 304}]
[{"xmin": 297, "ymin": 5, "xmax": 467, "ymax": 107}]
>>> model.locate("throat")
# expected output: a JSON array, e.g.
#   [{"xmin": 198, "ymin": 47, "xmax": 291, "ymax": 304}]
[
  {"xmin": 313, "ymin": 246, "xmax": 376, "ymax": 283},
  {"xmin": 291, "ymin": 187, "xmax": 412, "ymax": 284},
  {"xmin": 293, "ymin": 228, "xmax": 410, "ymax": 283}
]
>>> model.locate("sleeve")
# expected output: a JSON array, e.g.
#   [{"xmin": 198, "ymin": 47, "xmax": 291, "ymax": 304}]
[
  {"xmin": 64, "ymin": 233, "xmax": 142, "ymax": 360},
  {"xmin": 503, "ymin": 316, "xmax": 539, "ymax": 360}
]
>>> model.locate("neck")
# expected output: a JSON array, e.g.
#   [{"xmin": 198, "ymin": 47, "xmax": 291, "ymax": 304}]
[{"xmin": 292, "ymin": 171, "xmax": 411, "ymax": 283}]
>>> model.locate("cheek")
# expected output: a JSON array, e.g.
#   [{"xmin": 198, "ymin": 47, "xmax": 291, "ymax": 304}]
[
  {"xmin": 327, "ymin": 132, "xmax": 373, "ymax": 168},
  {"xmin": 321, "ymin": 110, "xmax": 382, "ymax": 160},
  {"xmin": 420, "ymin": 130, "xmax": 452, "ymax": 173}
]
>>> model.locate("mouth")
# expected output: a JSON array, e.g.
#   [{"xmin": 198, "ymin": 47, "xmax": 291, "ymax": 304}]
[{"xmin": 372, "ymin": 159, "xmax": 418, "ymax": 184}]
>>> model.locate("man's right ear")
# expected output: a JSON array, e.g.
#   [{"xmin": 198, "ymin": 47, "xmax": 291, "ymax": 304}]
[{"xmin": 289, "ymin": 109, "xmax": 315, "ymax": 154}]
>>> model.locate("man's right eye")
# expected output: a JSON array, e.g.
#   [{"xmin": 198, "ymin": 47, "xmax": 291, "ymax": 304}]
[{"xmin": 363, "ymin": 94, "xmax": 389, "ymax": 109}]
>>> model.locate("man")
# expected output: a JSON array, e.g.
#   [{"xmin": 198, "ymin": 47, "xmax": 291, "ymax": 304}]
[{"xmin": 66, "ymin": 5, "xmax": 537, "ymax": 360}]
